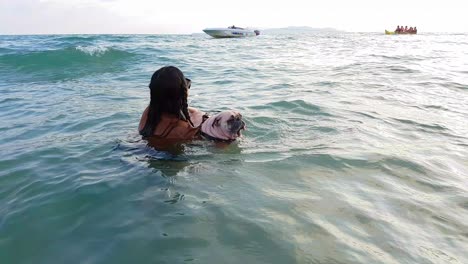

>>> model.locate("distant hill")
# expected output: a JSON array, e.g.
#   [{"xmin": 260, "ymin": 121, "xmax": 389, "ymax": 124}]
[{"xmin": 262, "ymin": 26, "xmax": 342, "ymax": 34}]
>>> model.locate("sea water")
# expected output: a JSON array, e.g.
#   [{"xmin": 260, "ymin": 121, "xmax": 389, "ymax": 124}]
[{"xmin": 0, "ymin": 33, "xmax": 467, "ymax": 263}]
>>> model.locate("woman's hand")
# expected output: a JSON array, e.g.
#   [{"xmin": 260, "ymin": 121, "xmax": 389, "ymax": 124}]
[{"xmin": 188, "ymin": 107, "xmax": 206, "ymax": 127}]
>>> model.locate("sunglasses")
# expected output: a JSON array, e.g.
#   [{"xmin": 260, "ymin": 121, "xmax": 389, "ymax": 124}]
[{"xmin": 185, "ymin": 78, "xmax": 191, "ymax": 89}]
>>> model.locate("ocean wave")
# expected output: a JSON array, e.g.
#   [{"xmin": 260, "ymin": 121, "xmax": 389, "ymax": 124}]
[
  {"xmin": 251, "ymin": 99, "xmax": 333, "ymax": 116},
  {"xmin": 0, "ymin": 46, "xmax": 135, "ymax": 70},
  {"xmin": 75, "ymin": 45, "xmax": 112, "ymax": 56},
  {"xmin": 0, "ymin": 47, "xmax": 12, "ymax": 54},
  {"xmin": 51, "ymin": 35, "xmax": 100, "ymax": 42},
  {"xmin": 0, "ymin": 45, "xmax": 136, "ymax": 81}
]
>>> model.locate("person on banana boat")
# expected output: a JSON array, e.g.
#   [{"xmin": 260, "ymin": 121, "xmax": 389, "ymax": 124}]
[{"xmin": 395, "ymin": 25, "xmax": 401, "ymax": 33}]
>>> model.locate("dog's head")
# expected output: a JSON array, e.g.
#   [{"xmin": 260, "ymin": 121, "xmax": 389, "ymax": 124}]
[{"xmin": 201, "ymin": 111, "xmax": 246, "ymax": 141}]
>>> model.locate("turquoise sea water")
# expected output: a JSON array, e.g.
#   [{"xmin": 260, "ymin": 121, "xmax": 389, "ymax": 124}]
[{"xmin": 0, "ymin": 33, "xmax": 467, "ymax": 263}]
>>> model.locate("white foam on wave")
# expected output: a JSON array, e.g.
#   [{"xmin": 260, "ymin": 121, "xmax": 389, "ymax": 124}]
[{"xmin": 75, "ymin": 45, "xmax": 110, "ymax": 56}]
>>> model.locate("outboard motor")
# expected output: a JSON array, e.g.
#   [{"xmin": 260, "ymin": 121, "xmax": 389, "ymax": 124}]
[{"xmin": 254, "ymin": 30, "xmax": 260, "ymax": 36}]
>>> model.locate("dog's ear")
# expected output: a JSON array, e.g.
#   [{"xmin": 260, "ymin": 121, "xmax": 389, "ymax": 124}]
[{"xmin": 211, "ymin": 116, "xmax": 222, "ymax": 128}]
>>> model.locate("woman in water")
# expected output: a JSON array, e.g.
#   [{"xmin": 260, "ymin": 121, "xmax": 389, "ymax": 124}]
[{"xmin": 139, "ymin": 66, "xmax": 205, "ymax": 140}]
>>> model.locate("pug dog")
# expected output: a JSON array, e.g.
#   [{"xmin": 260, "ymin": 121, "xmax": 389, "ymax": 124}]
[{"xmin": 201, "ymin": 111, "xmax": 246, "ymax": 141}]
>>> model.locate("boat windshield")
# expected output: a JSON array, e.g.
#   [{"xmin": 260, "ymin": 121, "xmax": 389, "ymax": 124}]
[{"xmin": 228, "ymin": 26, "xmax": 244, "ymax": 30}]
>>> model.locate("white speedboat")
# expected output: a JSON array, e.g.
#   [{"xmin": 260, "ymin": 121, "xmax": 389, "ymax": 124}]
[{"xmin": 203, "ymin": 26, "xmax": 260, "ymax": 38}]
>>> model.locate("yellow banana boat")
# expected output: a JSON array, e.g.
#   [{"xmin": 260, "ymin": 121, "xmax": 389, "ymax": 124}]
[{"xmin": 385, "ymin": 29, "xmax": 417, "ymax": 35}]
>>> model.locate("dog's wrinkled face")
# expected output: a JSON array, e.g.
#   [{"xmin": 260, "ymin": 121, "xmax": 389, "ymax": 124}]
[
  {"xmin": 201, "ymin": 111, "xmax": 246, "ymax": 141},
  {"xmin": 211, "ymin": 111, "xmax": 246, "ymax": 140}
]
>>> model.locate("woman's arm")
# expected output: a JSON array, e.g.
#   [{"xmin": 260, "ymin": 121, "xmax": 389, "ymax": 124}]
[{"xmin": 138, "ymin": 107, "xmax": 149, "ymax": 132}]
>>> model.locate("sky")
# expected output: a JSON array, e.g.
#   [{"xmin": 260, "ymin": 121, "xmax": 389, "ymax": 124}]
[{"xmin": 0, "ymin": 0, "xmax": 467, "ymax": 34}]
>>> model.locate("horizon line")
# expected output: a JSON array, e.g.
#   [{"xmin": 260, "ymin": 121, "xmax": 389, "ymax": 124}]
[{"xmin": 1, "ymin": 31, "xmax": 467, "ymax": 36}]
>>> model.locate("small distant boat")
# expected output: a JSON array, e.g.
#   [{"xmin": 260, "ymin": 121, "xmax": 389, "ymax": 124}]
[
  {"xmin": 203, "ymin": 26, "xmax": 260, "ymax": 38},
  {"xmin": 385, "ymin": 30, "xmax": 417, "ymax": 35}
]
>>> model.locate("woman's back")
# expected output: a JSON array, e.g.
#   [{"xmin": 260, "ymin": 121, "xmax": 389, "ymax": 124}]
[{"xmin": 139, "ymin": 107, "xmax": 199, "ymax": 140}]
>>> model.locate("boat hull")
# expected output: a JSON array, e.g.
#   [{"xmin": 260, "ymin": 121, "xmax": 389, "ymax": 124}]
[
  {"xmin": 203, "ymin": 28, "xmax": 259, "ymax": 38},
  {"xmin": 385, "ymin": 30, "xmax": 417, "ymax": 35}
]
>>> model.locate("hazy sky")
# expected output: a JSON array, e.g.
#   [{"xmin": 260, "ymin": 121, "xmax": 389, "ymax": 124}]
[{"xmin": 0, "ymin": 0, "xmax": 466, "ymax": 34}]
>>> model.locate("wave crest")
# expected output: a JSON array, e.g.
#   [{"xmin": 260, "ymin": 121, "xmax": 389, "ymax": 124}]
[
  {"xmin": 0, "ymin": 46, "xmax": 134, "ymax": 70},
  {"xmin": 75, "ymin": 45, "xmax": 112, "ymax": 56}
]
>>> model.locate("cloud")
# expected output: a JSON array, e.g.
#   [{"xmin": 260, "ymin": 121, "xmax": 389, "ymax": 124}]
[{"xmin": 0, "ymin": 0, "xmax": 190, "ymax": 34}]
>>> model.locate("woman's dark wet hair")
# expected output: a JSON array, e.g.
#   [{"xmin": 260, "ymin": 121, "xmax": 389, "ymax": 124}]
[{"xmin": 139, "ymin": 66, "xmax": 193, "ymax": 137}]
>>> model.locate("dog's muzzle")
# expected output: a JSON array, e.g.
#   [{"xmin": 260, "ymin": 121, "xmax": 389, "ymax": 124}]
[{"xmin": 229, "ymin": 119, "xmax": 246, "ymax": 137}]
